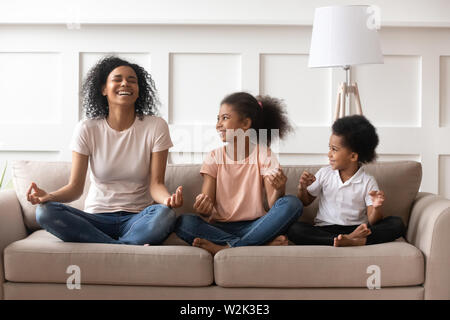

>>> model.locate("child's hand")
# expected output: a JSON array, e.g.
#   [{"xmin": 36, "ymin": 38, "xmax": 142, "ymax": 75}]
[
  {"xmin": 298, "ymin": 171, "xmax": 316, "ymax": 190},
  {"xmin": 369, "ymin": 190, "xmax": 385, "ymax": 208},
  {"xmin": 164, "ymin": 186, "xmax": 183, "ymax": 208},
  {"xmin": 193, "ymin": 193, "xmax": 214, "ymax": 215},
  {"xmin": 267, "ymin": 168, "xmax": 287, "ymax": 191}
]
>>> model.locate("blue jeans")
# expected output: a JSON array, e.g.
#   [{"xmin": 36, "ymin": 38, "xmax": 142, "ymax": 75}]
[
  {"xmin": 36, "ymin": 201, "xmax": 177, "ymax": 245},
  {"xmin": 175, "ymin": 195, "xmax": 303, "ymax": 247}
]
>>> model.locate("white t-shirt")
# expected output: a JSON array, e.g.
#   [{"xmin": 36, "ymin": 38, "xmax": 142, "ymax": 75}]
[
  {"xmin": 306, "ymin": 165, "xmax": 379, "ymax": 226},
  {"xmin": 70, "ymin": 115, "xmax": 173, "ymax": 214}
]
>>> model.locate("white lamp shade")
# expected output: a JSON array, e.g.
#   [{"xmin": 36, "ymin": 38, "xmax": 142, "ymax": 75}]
[{"xmin": 308, "ymin": 5, "xmax": 384, "ymax": 68}]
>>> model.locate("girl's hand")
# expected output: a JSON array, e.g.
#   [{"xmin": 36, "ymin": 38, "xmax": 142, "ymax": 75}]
[
  {"xmin": 193, "ymin": 193, "xmax": 214, "ymax": 215},
  {"xmin": 298, "ymin": 170, "xmax": 316, "ymax": 192},
  {"xmin": 369, "ymin": 190, "xmax": 385, "ymax": 208},
  {"xmin": 164, "ymin": 186, "xmax": 183, "ymax": 208},
  {"xmin": 267, "ymin": 168, "xmax": 287, "ymax": 191},
  {"xmin": 26, "ymin": 182, "xmax": 51, "ymax": 205}
]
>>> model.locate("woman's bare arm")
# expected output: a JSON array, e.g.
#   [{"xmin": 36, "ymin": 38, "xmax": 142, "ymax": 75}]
[{"xmin": 27, "ymin": 151, "xmax": 88, "ymax": 204}]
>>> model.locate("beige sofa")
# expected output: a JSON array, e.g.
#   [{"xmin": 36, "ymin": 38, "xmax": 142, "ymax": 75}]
[{"xmin": 0, "ymin": 160, "xmax": 449, "ymax": 300}]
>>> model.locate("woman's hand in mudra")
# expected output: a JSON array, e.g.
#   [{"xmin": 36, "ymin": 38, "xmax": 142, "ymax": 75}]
[
  {"xmin": 26, "ymin": 182, "xmax": 52, "ymax": 205},
  {"xmin": 164, "ymin": 186, "xmax": 183, "ymax": 208}
]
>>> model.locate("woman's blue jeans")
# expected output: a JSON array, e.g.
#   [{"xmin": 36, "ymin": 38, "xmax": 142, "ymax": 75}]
[
  {"xmin": 175, "ymin": 195, "xmax": 303, "ymax": 247},
  {"xmin": 35, "ymin": 201, "xmax": 177, "ymax": 245}
]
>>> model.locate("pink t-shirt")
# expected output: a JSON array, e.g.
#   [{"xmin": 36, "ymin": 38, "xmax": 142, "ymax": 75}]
[
  {"xmin": 70, "ymin": 115, "xmax": 173, "ymax": 214},
  {"xmin": 200, "ymin": 144, "xmax": 280, "ymax": 222}
]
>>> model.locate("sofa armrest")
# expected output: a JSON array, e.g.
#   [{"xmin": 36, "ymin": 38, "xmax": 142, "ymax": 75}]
[
  {"xmin": 0, "ymin": 190, "xmax": 28, "ymax": 300},
  {"xmin": 407, "ymin": 192, "xmax": 450, "ymax": 300}
]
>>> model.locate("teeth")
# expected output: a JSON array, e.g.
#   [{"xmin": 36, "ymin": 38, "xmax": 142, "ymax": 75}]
[{"xmin": 118, "ymin": 91, "xmax": 131, "ymax": 95}]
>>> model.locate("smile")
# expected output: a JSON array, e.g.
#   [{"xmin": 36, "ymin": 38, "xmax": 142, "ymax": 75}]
[{"xmin": 117, "ymin": 91, "xmax": 132, "ymax": 96}]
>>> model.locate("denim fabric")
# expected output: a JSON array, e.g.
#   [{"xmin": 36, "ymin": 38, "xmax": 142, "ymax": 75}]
[
  {"xmin": 35, "ymin": 201, "xmax": 177, "ymax": 245},
  {"xmin": 175, "ymin": 195, "xmax": 303, "ymax": 247}
]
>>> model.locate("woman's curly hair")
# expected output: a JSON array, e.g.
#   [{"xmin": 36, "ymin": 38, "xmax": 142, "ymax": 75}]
[{"xmin": 81, "ymin": 56, "xmax": 159, "ymax": 120}]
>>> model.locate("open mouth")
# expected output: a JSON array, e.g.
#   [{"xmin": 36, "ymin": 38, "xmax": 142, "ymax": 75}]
[{"xmin": 117, "ymin": 91, "xmax": 133, "ymax": 96}]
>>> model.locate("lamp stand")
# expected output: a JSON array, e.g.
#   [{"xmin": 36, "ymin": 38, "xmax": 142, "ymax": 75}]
[{"xmin": 334, "ymin": 66, "xmax": 363, "ymax": 121}]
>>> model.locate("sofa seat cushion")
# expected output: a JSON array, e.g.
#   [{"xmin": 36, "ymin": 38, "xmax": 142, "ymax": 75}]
[
  {"xmin": 4, "ymin": 230, "xmax": 213, "ymax": 287},
  {"xmin": 214, "ymin": 239, "xmax": 424, "ymax": 288}
]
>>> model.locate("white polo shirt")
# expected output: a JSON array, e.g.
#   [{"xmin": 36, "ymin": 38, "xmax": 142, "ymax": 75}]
[{"xmin": 306, "ymin": 165, "xmax": 379, "ymax": 226}]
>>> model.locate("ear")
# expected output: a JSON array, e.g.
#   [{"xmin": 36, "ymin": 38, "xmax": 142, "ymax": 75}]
[
  {"xmin": 242, "ymin": 117, "xmax": 252, "ymax": 130},
  {"xmin": 350, "ymin": 152, "xmax": 359, "ymax": 163},
  {"xmin": 101, "ymin": 84, "xmax": 107, "ymax": 96}
]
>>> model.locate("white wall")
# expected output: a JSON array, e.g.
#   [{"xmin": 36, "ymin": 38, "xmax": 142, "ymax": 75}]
[{"xmin": 1, "ymin": 0, "xmax": 450, "ymax": 198}]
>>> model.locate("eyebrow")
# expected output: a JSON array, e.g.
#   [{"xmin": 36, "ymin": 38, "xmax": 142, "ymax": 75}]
[
  {"xmin": 111, "ymin": 74, "xmax": 137, "ymax": 79},
  {"xmin": 218, "ymin": 113, "xmax": 231, "ymax": 117}
]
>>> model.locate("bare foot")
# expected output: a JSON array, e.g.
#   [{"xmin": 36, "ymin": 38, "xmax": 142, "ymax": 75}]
[
  {"xmin": 333, "ymin": 234, "xmax": 367, "ymax": 247},
  {"xmin": 266, "ymin": 235, "xmax": 289, "ymax": 246},
  {"xmin": 348, "ymin": 224, "xmax": 371, "ymax": 239},
  {"xmin": 192, "ymin": 238, "xmax": 229, "ymax": 256},
  {"xmin": 143, "ymin": 244, "xmax": 150, "ymax": 246}
]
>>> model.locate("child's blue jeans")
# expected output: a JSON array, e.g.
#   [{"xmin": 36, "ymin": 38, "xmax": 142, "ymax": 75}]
[
  {"xmin": 36, "ymin": 201, "xmax": 177, "ymax": 245},
  {"xmin": 175, "ymin": 195, "xmax": 303, "ymax": 247}
]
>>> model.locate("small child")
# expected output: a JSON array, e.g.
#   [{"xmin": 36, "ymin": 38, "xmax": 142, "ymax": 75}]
[
  {"xmin": 175, "ymin": 92, "xmax": 303, "ymax": 255},
  {"xmin": 288, "ymin": 115, "xmax": 405, "ymax": 247}
]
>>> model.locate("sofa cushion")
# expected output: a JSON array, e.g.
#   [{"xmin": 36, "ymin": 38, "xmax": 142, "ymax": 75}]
[
  {"xmin": 4, "ymin": 230, "xmax": 212, "ymax": 286},
  {"xmin": 214, "ymin": 239, "xmax": 424, "ymax": 288}
]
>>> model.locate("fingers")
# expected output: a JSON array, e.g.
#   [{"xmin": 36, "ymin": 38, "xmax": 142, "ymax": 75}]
[
  {"xmin": 29, "ymin": 193, "xmax": 41, "ymax": 205},
  {"xmin": 26, "ymin": 183, "xmax": 34, "ymax": 201},
  {"xmin": 299, "ymin": 171, "xmax": 315, "ymax": 186},
  {"xmin": 194, "ymin": 193, "xmax": 213, "ymax": 213},
  {"xmin": 268, "ymin": 168, "xmax": 287, "ymax": 189},
  {"xmin": 164, "ymin": 196, "xmax": 172, "ymax": 208},
  {"xmin": 193, "ymin": 194, "xmax": 204, "ymax": 210},
  {"xmin": 175, "ymin": 186, "xmax": 183, "ymax": 207}
]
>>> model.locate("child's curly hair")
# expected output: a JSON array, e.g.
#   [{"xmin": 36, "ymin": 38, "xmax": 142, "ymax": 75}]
[
  {"xmin": 332, "ymin": 115, "xmax": 379, "ymax": 163},
  {"xmin": 81, "ymin": 56, "xmax": 159, "ymax": 120}
]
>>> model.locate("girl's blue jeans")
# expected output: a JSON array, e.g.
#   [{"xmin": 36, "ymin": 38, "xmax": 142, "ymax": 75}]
[
  {"xmin": 175, "ymin": 195, "xmax": 303, "ymax": 247},
  {"xmin": 35, "ymin": 201, "xmax": 177, "ymax": 245}
]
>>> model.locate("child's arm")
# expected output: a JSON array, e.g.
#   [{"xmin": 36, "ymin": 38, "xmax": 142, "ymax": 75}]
[
  {"xmin": 193, "ymin": 173, "xmax": 216, "ymax": 217},
  {"xmin": 367, "ymin": 190, "xmax": 385, "ymax": 225},
  {"xmin": 263, "ymin": 168, "xmax": 287, "ymax": 208},
  {"xmin": 297, "ymin": 171, "xmax": 317, "ymax": 206}
]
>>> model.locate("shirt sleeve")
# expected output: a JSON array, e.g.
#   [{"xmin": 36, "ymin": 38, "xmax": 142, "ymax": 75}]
[
  {"xmin": 69, "ymin": 121, "xmax": 90, "ymax": 156},
  {"xmin": 306, "ymin": 167, "xmax": 325, "ymax": 197},
  {"xmin": 152, "ymin": 117, "xmax": 174, "ymax": 152},
  {"xmin": 259, "ymin": 147, "xmax": 280, "ymax": 176},
  {"xmin": 200, "ymin": 150, "xmax": 218, "ymax": 179},
  {"xmin": 365, "ymin": 176, "xmax": 380, "ymax": 206}
]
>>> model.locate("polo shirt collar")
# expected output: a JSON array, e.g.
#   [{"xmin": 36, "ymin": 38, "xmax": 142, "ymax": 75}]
[{"xmin": 335, "ymin": 166, "xmax": 364, "ymax": 186}]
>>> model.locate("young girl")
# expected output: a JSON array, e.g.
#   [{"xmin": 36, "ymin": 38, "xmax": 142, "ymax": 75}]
[
  {"xmin": 175, "ymin": 92, "xmax": 303, "ymax": 255},
  {"xmin": 288, "ymin": 115, "xmax": 405, "ymax": 247}
]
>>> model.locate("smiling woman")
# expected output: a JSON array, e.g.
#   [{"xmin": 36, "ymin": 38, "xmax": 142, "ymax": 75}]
[
  {"xmin": 26, "ymin": 56, "xmax": 183, "ymax": 245},
  {"xmin": 82, "ymin": 56, "xmax": 158, "ymax": 120}
]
